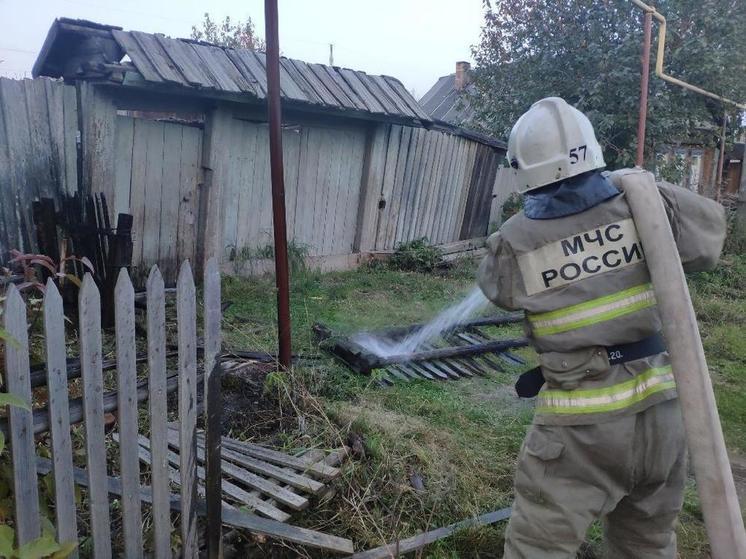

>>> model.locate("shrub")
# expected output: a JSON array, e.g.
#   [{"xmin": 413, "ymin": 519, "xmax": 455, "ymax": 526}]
[
  {"xmin": 388, "ymin": 238, "xmax": 444, "ymax": 273},
  {"xmin": 501, "ymin": 192, "xmax": 524, "ymax": 222}
]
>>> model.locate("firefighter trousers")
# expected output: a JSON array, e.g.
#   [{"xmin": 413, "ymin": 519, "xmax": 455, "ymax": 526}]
[{"xmin": 503, "ymin": 398, "xmax": 687, "ymax": 558}]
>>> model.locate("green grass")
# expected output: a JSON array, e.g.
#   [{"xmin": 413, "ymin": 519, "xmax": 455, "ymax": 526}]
[{"xmin": 220, "ymin": 253, "xmax": 745, "ymax": 558}]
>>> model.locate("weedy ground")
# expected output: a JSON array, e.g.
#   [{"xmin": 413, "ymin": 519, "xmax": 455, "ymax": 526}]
[{"xmin": 217, "ymin": 252, "xmax": 746, "ymax": 558}]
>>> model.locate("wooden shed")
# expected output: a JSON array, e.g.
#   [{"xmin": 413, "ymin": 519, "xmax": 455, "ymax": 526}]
[{"xmin": 1, "ymin": 18, "xmax": 510, "ymax": 283}]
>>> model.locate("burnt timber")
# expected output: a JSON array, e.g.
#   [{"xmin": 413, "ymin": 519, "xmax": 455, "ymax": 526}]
[{"xmin": 316, "ymin": 314, "xmax": 528, "ymax": 383}]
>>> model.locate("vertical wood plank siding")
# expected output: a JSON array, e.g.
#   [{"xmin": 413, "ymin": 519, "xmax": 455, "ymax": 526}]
[
  {"xmin": 219, "ymin": 118, "xmax": 368, "ymax": 259},
  {"xmin": 0, "ymin": 78, "xmax": 509, "ymax": 276},
  {"xmin": 113, "ymin": 116, "xmax": 203, "ymax": 281},
  {"xmin": 368, "ymin": 126, "xmax": 505, "ymax": 251}
]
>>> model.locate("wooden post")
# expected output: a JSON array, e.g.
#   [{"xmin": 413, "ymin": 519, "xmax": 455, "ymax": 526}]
[
  {"xmin": 146, "ymin": 265, "xmax": 171, "ymax": 559},
  {"xmin": 176, "ymin": 261, "xmax": 198, "ymax": 558},
  {"xmin": 4, "ymin": 286, "xmax": 41, "ymax": 545},
  {"xmin": 203, "ymin": 257, "xmax": 222, "ymax": 557},
  {"xmin": 205, "ymin": 362, "xmax": 223, "ymax": 558},
  {"xmin": 619, "ymin": 169, "xmax": 746, "ymax": 559},
  {"xmin": 264, "ymin": 0, "xmax": 293, "ymax": 368}
]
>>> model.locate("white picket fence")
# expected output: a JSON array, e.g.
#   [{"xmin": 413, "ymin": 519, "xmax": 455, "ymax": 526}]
[{"xmin": 3, "ymin": 258, "xmax": 221, "ymax": 558}]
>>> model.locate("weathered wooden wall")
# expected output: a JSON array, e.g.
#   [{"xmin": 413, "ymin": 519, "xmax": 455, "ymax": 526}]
[
  {"xmin": 113, "ymin": 116, "xmax": 203, "ymax": 280},
  {"xmin": 0, "ymin": 78, "xmax": 510, "ymax": 279},
  {"xmin": 0, "ymin": 78, "xmax": 78, "ymax": 257},
  {"xmin": 218, "ymin": 117, "xmax": 367, "ymax": 258},
  {"xmin": 357, "ymin": 124, "xmax": 503, "ymax": 252}
]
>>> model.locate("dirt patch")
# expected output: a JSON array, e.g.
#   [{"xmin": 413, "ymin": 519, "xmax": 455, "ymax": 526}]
[{"xmin": 220, "ymin": 361, "xmax": 296, "ymax": 442}]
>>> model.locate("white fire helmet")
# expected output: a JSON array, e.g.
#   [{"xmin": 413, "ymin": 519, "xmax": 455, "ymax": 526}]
[{"xmin": 507, "ymin": 97, "xmax": 605, "ymax": 193}]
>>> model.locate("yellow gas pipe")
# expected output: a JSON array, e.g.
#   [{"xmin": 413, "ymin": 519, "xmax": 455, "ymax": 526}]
[{"xmin": 630, "ymin": 0, "xmax": 746, "ymax": 110}]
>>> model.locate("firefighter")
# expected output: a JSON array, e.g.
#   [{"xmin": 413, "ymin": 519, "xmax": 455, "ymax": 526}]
[{"xmin": 477, "ymin": 97, "xmax": 726, "ymax": 558}]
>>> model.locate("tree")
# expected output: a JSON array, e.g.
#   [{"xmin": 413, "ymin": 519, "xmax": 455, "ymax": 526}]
[
  {"xmin": 191, "ymin": 13, "xmax": 265, "ymax": 51},
  {"xmin": 469, "ymin": 0, "xmax": 745, "ymax": 168}
]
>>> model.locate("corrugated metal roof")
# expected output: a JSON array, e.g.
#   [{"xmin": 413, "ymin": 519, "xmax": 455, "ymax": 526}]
[{"xmin": 33, "ymin": 19, "xmax": 431, "ymax": 124}]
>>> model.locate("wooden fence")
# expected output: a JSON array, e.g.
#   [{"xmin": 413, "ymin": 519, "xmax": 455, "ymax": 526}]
[
  {"xmin": 3, "ymin": 259, "xmax": 220, "ymax": 557},
  {"xmin": 2, "ymin": 257, "xmax": 355, "ymax": 556},
  {"xmin": 0, "ymin": 77, "xmax": 78, "ymax": 257}
]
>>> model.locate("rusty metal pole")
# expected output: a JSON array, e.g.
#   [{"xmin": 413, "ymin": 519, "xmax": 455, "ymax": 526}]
[
  {"xmin": 636, "ymin": 9, "xmax": 653, "ymax": 167},
  {"xmin": 716, "ymin": 112, "xmax": 727, "ymax": 202},
  {"xmin": 264, "ymin": 0, "xmax": 292, "ymax": 369}
]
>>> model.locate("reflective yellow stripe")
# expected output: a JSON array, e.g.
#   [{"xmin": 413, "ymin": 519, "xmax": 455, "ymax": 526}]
[
  {"xmin": 536, "ymin": 366, "xmax": 675, "ymax": 415},
  {"xmin": 528, "ymin": 284, "xmax": 656, "ymax": 336}
]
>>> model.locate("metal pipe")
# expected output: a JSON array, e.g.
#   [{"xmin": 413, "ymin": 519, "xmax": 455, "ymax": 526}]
[
  {"xmin": 636, "ymin": 10, "xmax": 653, "ymax": 167},
  {"xmin": 264, "ymin": 0, "xmax": 292, "ymax": 369},
  {"xmin": 630, "ymin": 0, "xmax": 746, "ymax": 110},
  {"xmin": 716, "ymin": 112, "xmax": 727, "ymax": 202}
]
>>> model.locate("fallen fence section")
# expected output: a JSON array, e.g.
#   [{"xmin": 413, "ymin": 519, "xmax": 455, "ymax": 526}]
[
  {"xmin": 348, "ymin": 507, "xmax": 512, "ymax": 559},
  {"xmin": 34, "ymin": 457, "xmax": 354, "ymax": 555},
  {"xmin": 316, "ymin": 313, "xmax": 527, "ymax": 383}
]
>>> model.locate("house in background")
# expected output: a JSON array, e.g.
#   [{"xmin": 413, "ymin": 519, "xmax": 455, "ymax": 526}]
[
  {"xmin": 0, "ymin": 18, "xmax": 508, "ymax": 283},
  {"xmin": 420, "ymin": 61, "xmax": 476, "ymax": 126},
  {"xmin": 421, "ymin": 61, "xmax": 518, "ymax": 228}
]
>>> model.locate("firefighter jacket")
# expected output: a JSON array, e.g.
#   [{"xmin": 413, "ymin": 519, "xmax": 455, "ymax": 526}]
[{"xmin": 477, "ymin": 173, "xmax": 726, "ymax": 425}]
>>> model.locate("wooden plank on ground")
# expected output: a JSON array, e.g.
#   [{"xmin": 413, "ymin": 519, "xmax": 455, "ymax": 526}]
[
  {"xmin": 48, "ymin": 451, "xmax": 350, "ymax": 554},
  {"xmin": 4, "ymin": 286, "xmax": 40, "ymax": 545},
  {"xmin": 194, "ymin": 434, "xmax": 324, "ymax": 494},
  {"xmin": 43, "ymin": 281, "xmax": 78, "ymax": 554},
  {"xmin": 78, "ymin": 274, "xmax": 112, "ymax": 558},
  {"xmin": 210, "ymin": 434, "xmax": 340, "ymax": 480},
  {"xmin": 136, "ymin": 435, "xmax": 290, "ymax": 521},
  {"xmin": 114, "ymin": 269, "xmax": 143, "ymax": 558},
  {"xmin": 146, "ymin": 266, "xmax": 171, "ymax": 559},
  {"xmin": 37, "ymin": 455, "xmax": 353, "ymax": 554},
  {"xmin": 349, "ymin": 507, "xmax": 511, "ymax": 559},
  {"xmin": 167, "ymin": 430, "xmax": 309, "ymax": 510},
  {"xmin": 177, "ymin": 261, "xmax": 199, "ymax": 557}
]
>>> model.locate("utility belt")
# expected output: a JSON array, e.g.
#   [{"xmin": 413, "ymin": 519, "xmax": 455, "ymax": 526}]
[{"xmin": 516, "ymin": 332, "xmax": 666, "ymax": 398}]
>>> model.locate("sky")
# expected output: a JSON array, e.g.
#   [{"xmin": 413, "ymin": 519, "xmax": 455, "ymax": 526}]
[{"xmin": 0, "ymin": 0, "xmax": 487, "ymax": 99}]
